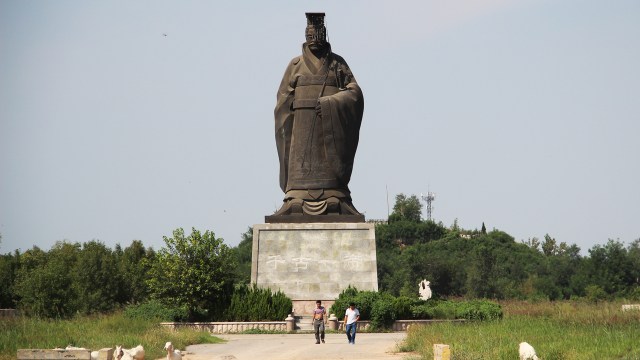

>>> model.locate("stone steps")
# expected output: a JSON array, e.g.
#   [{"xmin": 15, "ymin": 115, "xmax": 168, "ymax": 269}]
[{"xmin": 295, "ymin": 315, "xmax": 315, "ymax": 331}]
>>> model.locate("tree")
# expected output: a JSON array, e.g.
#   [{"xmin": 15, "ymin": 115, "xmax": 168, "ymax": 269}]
[
  {"xmin": 542, "ymin": 234, "xmax": 558, "ymax": 256},
  {"xmin": 390, "ymin": 194, "xmax": 422, "ymax": 222},
  {"xmin": 230, "ymin": 227, "xmax": 253, "ymax": 284},
  {"xmin": 585, "ymin": 239, "xmax": 635, "ymax": 295},
  {"xmin": 466, "ymin": 243, "xmax": 500, "ymax": 298},
  {"xmin": 522, "ymin": 237, "xmax": 541, "ymax": 252},
  {"xmin": 115, "ymin": 240, "xmax": 155, "ymax": 304},
  {"xmin": 72, "ymin": 240, "xmax": 120, "ymax": 314},
  {"xmin": 14, "ymin": 243, "xmax": 79, "ymax": 318},
  {"xmin": 146, "ymin": 227, "xmax": 236, "ymax": 321},
  {"xmin": 0, "ymin": 250, "xmax": 20, "ymax": 308},
  {"xmin": 628, "ymin": 239, "xmax": 640, "ymax": 291}
]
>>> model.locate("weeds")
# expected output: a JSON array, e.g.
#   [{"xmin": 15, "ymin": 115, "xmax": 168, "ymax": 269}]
[
  {"xmin": 403, "ymin": 300, "xmax": 640, "ymax": 359},
  {"xmin": 0, "ymin": 312, "xmax": 220, "ymax": 360}
]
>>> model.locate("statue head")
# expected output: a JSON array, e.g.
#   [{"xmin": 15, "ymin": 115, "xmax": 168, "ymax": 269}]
[{"xmin": 305, "ymin": 12, "xmax": 327, "ymax": 53}]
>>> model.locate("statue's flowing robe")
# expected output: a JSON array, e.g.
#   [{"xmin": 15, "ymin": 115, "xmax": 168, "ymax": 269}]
[{"xmin": 275, "ymin": 44, "xmax": 364, "ymax": 195}]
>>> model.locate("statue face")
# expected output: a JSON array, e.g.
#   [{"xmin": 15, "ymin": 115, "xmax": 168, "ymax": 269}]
[{"xmin": 305, "ymin": 26, "xmax": 326, "ymax": 51}]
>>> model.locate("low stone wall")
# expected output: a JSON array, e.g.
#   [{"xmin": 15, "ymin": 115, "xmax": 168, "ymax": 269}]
[
  {"xmin": 162, "ymin": 319, "xmax": 464, "ymax": 334},
  {"xmin": 390, "ymin": 319, "xmax": 466, "ymax": 331},
  {"xmin": 161, "ymin": 321, "xmax": 288, "ymax": 334},
  {"xmin": 337, "ymin": 319, "xmax": 465, "ymax": 331},
  {"xmin": 0, "ymin": 309, "xmax": 18, "ymax": 318}
]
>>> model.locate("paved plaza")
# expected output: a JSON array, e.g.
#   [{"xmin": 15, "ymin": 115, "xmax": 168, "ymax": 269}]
[{"xmin": 181, "ymin": 332, "xmax": 415, "ymax": 360}]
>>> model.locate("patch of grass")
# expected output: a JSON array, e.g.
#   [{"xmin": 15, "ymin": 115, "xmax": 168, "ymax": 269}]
[
  {"xmin": 0, "ymin": 312, "xmax": 222, "ymax": 360},
  {"xmin": 401, "ymin": 300, "xmax": 640, "ymax": 359}
]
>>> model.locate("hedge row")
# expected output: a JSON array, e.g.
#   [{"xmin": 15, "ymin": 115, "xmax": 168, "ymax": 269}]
[
  {"xmin": 225, "ymin": 284, "xmax": 292, "ymax": 321},
  {"xmin": 329, "ymin": 286, "xmax": 503, "ymax": 329},
  {"xmin": 124, "ymin": 284, "xmax": 292, "ymax": 322}
]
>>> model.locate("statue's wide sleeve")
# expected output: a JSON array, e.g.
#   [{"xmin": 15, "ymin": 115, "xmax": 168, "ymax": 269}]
[
  {"xmin": 318, "ymin": 73, "xmax": 364, "ymax": 184},
  {"xmin": 274, "ymin": 59, "xmax": 297, "ymax": 192}
]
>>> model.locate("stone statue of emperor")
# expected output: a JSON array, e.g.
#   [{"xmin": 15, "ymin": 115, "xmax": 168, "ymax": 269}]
[{"xmin": 270, "ymin": 12, "xmax": 365, "ymax": 221}]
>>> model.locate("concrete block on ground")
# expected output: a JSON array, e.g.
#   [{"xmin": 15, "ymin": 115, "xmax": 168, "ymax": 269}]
[
  {"xmin": 96, "ymin": 348, "xmax": 114, "ymax": 360},
  {"xmin": 433, "ymin": 344, "xmax": 450, "ymax": 360},
  {"xmin": 17, "ymin": 349, "xmax": 91, "ymax": 360}
]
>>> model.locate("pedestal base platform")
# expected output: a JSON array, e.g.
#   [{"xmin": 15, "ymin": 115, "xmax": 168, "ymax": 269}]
[{"xmin": 251, "ymin": 223, "xmax": 378, "ymax": 305}]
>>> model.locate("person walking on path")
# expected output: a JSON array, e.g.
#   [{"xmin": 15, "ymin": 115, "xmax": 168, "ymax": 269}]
[
  {"xmin": 313, "ymin": 300, "xmax": 327, "ymax": 344},
  {"xmin": 344, "ymin": 302, "xmax": 360, "ymax": 344}
]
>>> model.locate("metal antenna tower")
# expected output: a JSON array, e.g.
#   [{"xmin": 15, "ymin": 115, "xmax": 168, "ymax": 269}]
[{"xmin": 420, "ymin": 191, "xmax": 436, "ymax": 221}]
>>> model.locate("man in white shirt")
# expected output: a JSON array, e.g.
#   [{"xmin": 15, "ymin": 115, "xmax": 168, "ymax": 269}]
[{"xmin": 343, "ymin": 302, "xmax": 360, "ymax": 344}]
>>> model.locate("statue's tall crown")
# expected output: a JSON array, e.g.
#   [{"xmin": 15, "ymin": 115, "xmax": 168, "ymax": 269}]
[
  {"xmin": 305, "ymin": 12, "xmax": 325, "ymax": 27},
  {"xmin": 305, "ymin": 12, "xmax": 327, "ymax": 44}
]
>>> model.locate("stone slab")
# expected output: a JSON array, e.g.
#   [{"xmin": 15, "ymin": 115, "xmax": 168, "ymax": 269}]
[
  {"xmin": 17, "ymin": 350, "xmax": 90, "ymax": 360},
  {"xmin": 252, "ymin": 223, "xmax": 378, "ymax": 301},
  {"xmin": 96, "ymin": 348, "xmax": 114, "ymax": 360}
]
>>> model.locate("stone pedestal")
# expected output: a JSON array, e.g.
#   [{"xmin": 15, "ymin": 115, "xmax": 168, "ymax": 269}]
[
  {"xmin": 328, "ymin": 314, "xmax": 339, "ymax": 330},
  {"xmin": 251, "ymin": 223, "xmax": 378, "ymax": 308},
  {"xmin": 285, "ymin": 314, "xmax": 295, "ymax": 332}
]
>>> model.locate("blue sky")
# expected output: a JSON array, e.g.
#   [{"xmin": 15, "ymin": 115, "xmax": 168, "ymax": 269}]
[{"xmin": 1, "ymin": 0, "xmax": 638, "ymax": 254}]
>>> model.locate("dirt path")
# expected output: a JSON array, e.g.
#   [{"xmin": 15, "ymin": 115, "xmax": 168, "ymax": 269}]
[{"xmin": 180, "ymin": 332, "xmax": 416, "ymax": 360}]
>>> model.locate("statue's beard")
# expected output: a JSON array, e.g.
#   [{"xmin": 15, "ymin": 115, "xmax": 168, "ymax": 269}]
[{"xmin": 308, "ymin": 42, "xmax": 327, "ymax": 56}]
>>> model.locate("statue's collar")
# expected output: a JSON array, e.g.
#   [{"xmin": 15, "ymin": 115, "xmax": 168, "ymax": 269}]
[{"xmin": 302, "ymin": 43, "xmax": 332, "ymax": 74}]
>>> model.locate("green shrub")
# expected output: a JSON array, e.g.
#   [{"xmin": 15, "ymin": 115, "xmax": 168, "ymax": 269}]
[
  {"xmin": 225, "ymin": 284, "xmax": 292, "ymax": 321},
  {"xmin": 409, "ymin": 304, "xmax": 429, "ymax": 319},
  {"xmin": 410, "ymin": 299, "xmax": 502, "ymax": 320},
  {"xmin": 394, "ymin": 296, "xmax": 423, "ymax": 319},
  {"xmin": 626, "ymin": 286, "xmax": 640, "ymax": 301},
  {"xmin": 332, "ymin": 289, "xmax": 502, "ymax": 329},
  {"xmin": 123, "ymin": 300, "xmax": 188, "ymax": 322},
  {"xmin": 585, "ymin": 285, "xmax": 608, "ymax": 303},
  {"xmin": 353, "ymin": 291, "xmax": 381, "ymax": 320},
  {"xmin": 455, "ymin": 300, "xmax": 503, "ymax": 320},
  {"xmin": 370, "ymin": 293, "xmax": 396, "ymax": 329},
  {"xmin": 411, "ymin": 300, "xmax": 454, "ymax": 319},
  {"xmin": 329, "ymin": 286, "xmax": 360, "ymax": 319},
  {"xmin": 331, "ymin": 288, "xmax": 390, "ymax": 321}
]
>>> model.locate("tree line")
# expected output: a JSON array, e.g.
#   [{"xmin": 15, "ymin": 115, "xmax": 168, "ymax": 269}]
[
  {"xmin": 1, "ymin": 193, "xmax": 638, "ymax": 319},
  {"xmin": 0, "ymin": 228, "xmax": 254, "ymax": 319},
  {"xmin": 376, "ymin": 194, "xmax": 640, "ymax": 301}
]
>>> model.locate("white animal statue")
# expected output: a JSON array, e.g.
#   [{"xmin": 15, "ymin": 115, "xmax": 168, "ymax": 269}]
[
  {"xmin": 418, "ymin": 279, "xmax": 432, "ymax": 300},
  {"xmin": 519, "ymin": 342, "xmax": 539, "ymax": 360},
  {"xmin": 114, "ymin": 345, "xmax": 145, "ymax": 360},
  {"xmin": 164, "ymin": 342, "xmax": 182, "ymax": 360}
]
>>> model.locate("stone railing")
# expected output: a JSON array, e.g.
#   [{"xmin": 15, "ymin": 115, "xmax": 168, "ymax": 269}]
[
  {"xmin": 161, "ymin": 321, "xmax": 288, "ymax": 334},
  {"xmin": 162, "ymin": 318, "xmax": 465, "ymax": 334}
]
